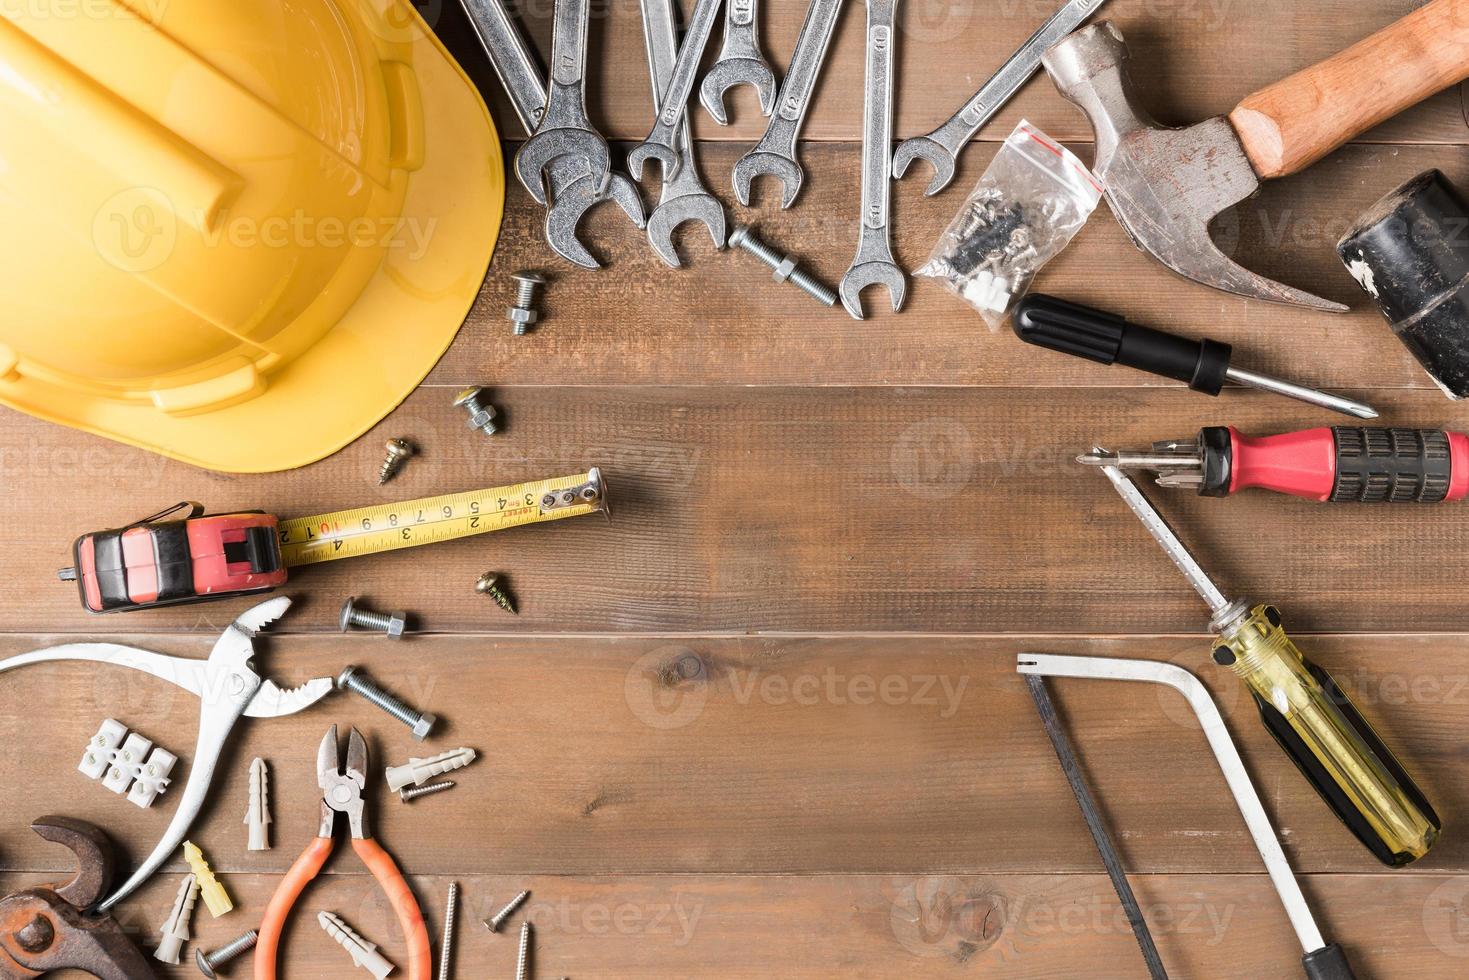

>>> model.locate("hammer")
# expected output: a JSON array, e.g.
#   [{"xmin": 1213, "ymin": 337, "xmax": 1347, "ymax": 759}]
[{"xmin": 1044, "ymin": 2, "xmax": 1469, "ymax": 312}]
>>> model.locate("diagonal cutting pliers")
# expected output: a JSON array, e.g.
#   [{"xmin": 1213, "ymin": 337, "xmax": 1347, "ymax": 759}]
[
  {"xmin": 255, "ymin": 725, "xmax": 431, "ymax": 980},
  {"xmin": 0, "ymin": 596, "xmax": 332, "ymax": 912}
]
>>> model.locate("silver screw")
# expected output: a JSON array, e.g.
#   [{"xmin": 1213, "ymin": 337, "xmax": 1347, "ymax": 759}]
[
  {"xmin": 453, "ymin": 386, "xmax": 499, "ymax": 435},
  {"xmin": 340, "ymin": 596, "xmax": 408, "ymax": 639},
  {"xmin": 484, "ymin": 890, "xmax": 530, "ymax": 933},
  {"xmin": 728, "ymin": 224, "xmax": 836, "ymax": 308},
  {"xmin": 195, "ymin": 929, "xmax": 257, "ymax": 977},
  {"xmin": 515, "ymin": 922, "xmax": 532, "ymax": 980},
  {"xmin": 438, "ymin": 881, "xmax": 458, "ymax": 980},
  {"xmin": 378, "ymin": 438, "xmax": 414, "ymax": 485},
  {"xmin": 475, "ymin": 573, "xmax": 517, "ymax": 614},
  {"xmin": 507, "ymin": 271, "xmax": 548, "ymax": 335},
  {"xmin": 401, "ymin": 780, "xmax": 456, "ymax": 803},
  {"xmin": 336, "ymin": 665, "xmax": 437, "ymax": 741}
]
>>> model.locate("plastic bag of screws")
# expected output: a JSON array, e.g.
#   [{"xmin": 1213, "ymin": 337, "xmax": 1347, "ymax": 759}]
[{"xmin": 918, "ymin": 121, "xmax": 1102, "ymax": 329}]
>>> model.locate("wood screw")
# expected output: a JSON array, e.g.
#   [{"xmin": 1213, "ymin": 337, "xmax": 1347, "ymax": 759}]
[
  {"xmin": 438, "ymin": 881, "xmax": 458, "ymax": 980},
  {"xmin": 475, "ymin": 573, "xmax": 517, "ymax": 614},
  {"xmin": 515, "ymin": 922, "xmax": 532, "ymax": 980},
  {"xmin": 401, "ymin": 780, "xmax": 456, "ymax": 803},
  {"xmin": 378, "ymin": 438, "xmax": 414, "ymax": 485},
  {"xmin": 484, "ymin": 890, "xmax": 530, "ymax": 933}
]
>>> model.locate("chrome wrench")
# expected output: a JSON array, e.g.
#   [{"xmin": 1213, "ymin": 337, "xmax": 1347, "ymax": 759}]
[
  {"xmin": 640, "ymin": 0, "xmax": 726, "ymax": 267},
  {"xmin": 893, "ymin": 0, "xmax": 1109, "ymax": 196},
  {"xmin": 513, "ymin": 0, "xmax": 611, "ymax": 207},
  {"xmin": 731, "ymin": 0, "xmax": 844, "ymax": 208},
  {"xmin": 698, "ymin": 0, "xmax": 779, "ymax": 125},
  {"xmin": 627, "ymin": 0, "xmax": 723, "ymax": 181},
  {"xmin": 839, "ymin": 0, "xmax": 905, "ymax": 319},
  {"xmin": 459, "ymin": 0, "xmax": 644, "ymax": 268}
]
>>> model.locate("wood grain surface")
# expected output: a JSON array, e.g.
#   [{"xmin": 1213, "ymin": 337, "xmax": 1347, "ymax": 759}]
[{"xmin": 5, "ymin": 0, "xmax": 1469, "ymax": 976}]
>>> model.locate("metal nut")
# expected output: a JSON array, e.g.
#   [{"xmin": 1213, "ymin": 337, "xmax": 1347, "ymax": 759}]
[{"xmin": 507, "ymin": 307, "xmax": 538, "ymax": 328}]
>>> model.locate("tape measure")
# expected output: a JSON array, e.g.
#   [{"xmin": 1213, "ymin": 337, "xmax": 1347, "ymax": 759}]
[
  {"xmin": 278, "ymin": 468, "xmax": 607, "ymax": 566},
  {"xmin": 60, "ymin": 469, "xmax": 608, "ymax": 613}
]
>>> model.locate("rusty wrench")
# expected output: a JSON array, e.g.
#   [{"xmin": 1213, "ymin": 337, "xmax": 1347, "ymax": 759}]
[
  {"xmin": 893, "ymin": 0, "xmax": 1109, "ymax": 196},
  {"xmin": 627, "ymin": 0, "xmax": 723, "ymax": 182},
  {"xmin": 0, "ymin": 818, "xmax": 156, "ymax": 980},
  {"xmin": 839, "ymin": 0, "xmax": 905, "ymax": 319},
  {"xmin": 513, "ymin": 0, "xmax": 611, "ymax": 207},
  {"xmin": 460, "ymin": 0, "xmax": 644, "ymax": 268},
  {"xmin": 698, "ymin": 0, "xmax": 778, "ymax": 124},
  {"xmin": 731, "ymin": 0, "xmax": 844, "ymax": 208},
  {"xmin": 640, "ymin": 0, "xmax": 726, "ymax": 266}
]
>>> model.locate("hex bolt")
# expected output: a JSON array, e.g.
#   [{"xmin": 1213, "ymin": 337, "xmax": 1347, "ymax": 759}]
[
  {"xmin": 195, "ymin": 929, "xmax": 257, "ymax": 977},
  {"xmin": 452, "ymin": 386, "xmax": 499, "ymax": 436},
  {"xmin": 438, "ymin": 881, "xmax": 458, "ymax": 980},
  {"xmin": 484, "ymin": 890, "xmax": 530, "ymax": 933},
  {"xmin": 507, "ymin": 271, "xmax": 548, "ymax": 335},
  {"xmin": 515, "ymin": 922, "xmax": 532, "ymax": 980},
  {"xmin": 339, "ymin": 596, "xmax": 408, "ymax": 639},
  {"xmin": 401, "ymin": 780, "xmax": 456, "ymax": 803},
  {"xmin": 727, "ymin": 224, "xmax": 837, "ymax": 308},
  {"xmin": 378, "ymin": 438, "xmax": 414, "ymax": 485},
  {"xmin": 474, "ymin": 573, "xmax": 517, "ymax": 614},
  {"xmin": 336, "ymin": 665, "xmax": 437, "ymax": 741}
]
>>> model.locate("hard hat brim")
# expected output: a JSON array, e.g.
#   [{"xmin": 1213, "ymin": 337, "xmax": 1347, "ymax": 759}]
[{"xmin": 1, "ymin": 13, "xmax": 504, "ymax": 474}]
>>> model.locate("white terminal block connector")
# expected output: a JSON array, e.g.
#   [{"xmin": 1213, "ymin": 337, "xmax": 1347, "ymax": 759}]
[
  {"xmin": 384, "ymin": 747, "xmax": 477, "ymax": 793},
  {"xmin": 246, "ymin": 757, "xmax": 271, "ymax": 851},
  {"xmin": 960, "ymin": 270, "xmax": 1013, "ymax": 314},
  {"xmin": 320, "ymin": 910, "xmax": 395, "ymax": 979},
  {"xmin": 78, "ymin": 719, "xmax": 177, "ymax": 808},
  {"xmin": 154, "ymin": 873, "xmax": 199, "ymax": 964}
]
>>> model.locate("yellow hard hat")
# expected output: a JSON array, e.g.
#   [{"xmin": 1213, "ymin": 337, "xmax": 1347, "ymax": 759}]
[{"xmin": 0, "ymin": 0, "xmax": 503, "ymax": 472}]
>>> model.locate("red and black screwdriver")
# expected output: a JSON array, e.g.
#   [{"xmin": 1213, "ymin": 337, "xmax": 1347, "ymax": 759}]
[{"xmin": 1079, "ymin": 426, "xmax": 1469, "ymax": 502}]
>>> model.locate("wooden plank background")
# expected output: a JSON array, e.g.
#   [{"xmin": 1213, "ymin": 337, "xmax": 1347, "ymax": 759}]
[{"xmin": 4, "ymin": 0, "xmax": 1469, "ymax": 976}]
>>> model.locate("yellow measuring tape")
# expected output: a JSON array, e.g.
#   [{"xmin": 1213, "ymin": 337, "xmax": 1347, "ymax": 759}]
[{"xmin": 278, "ymin": 468, "xmax": 606, "ymax": 567}]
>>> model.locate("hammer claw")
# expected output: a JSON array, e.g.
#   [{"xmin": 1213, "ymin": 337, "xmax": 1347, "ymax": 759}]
[{"xmin": 1044, "ymin": 21, "xmax": 1349, "ymax": 313}]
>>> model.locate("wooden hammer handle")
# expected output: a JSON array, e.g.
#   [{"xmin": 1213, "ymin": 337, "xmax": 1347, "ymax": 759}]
[{"xmin": 1229, "ymin": 0, "xmax": 1469, "ymax": 179}]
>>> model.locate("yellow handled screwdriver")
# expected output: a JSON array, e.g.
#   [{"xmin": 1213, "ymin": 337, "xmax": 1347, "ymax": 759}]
[{"xmin": 1095, "ymin": 456, "xmax": 1439, "ymax": 866}]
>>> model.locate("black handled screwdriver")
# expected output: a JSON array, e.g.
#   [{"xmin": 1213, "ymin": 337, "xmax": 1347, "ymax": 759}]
[{"xmin": 1011, "ymin": 295, "xmax": 1377, "ymax": 419}]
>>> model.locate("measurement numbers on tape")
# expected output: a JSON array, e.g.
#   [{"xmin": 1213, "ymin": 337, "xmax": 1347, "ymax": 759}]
[{"xmin": 278, "ymin": 468, "xmax": 606, "ymax": 566}]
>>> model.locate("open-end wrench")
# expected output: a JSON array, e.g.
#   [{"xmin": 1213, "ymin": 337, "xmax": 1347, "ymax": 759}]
[
  {"xmin": 893, "ymin": 0, "xmax": 1108, "ymax": 196},
  {"xmin": 698, "ymin": 0, "xmax": 778, "ymax": 125},
  {"xmin": 627, "ymin": 0, "xmax": 723, "ymax": 182},
  {"xmin": 839, "ymin": 0, "xmax": 905, "ymax": 319},
  {"xmin": 731, "ymin": 0, "xmax": 844, "ymax": 208},
  {"xmin": 513, "ymin": 0, "xmax": 610, "ymax": 207},
  {"xmin": 460, "ymin": 0, "xmax": 644, "ymax": 268},
  {"xmin": 640, "ymin": 0, "xmax": 726, "ymax": 267}
]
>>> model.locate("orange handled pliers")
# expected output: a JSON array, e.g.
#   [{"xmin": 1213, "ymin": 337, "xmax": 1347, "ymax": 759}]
[{"xmin": 255, "ymin": 725, "xmax": 431, "ymax": 979}]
